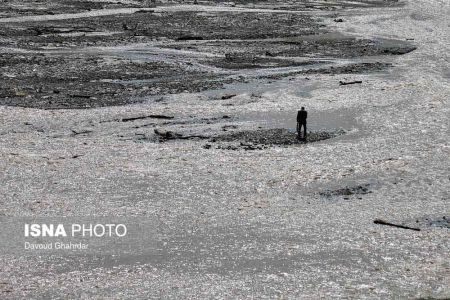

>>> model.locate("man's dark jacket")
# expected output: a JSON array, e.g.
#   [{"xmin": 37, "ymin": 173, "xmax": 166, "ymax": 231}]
[{"xmin": 297, "ymin": 110, "xmax": 307, "ymax": 123}]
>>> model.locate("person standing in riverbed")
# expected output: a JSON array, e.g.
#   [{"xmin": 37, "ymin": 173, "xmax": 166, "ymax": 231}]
[{"xmin": 297, "ymin": 107, "xmax": 307, "ymax": 140}]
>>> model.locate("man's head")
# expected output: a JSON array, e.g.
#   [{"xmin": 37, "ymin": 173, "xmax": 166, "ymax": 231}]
[{"xmin": 301, "ymin": 107, "xmax": 305, "ymax": 111}]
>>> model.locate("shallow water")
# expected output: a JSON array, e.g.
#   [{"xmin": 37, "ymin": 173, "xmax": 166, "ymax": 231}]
[{"xmin": 239, "ymin": 109, "xmax": 358, "ymax": 131}]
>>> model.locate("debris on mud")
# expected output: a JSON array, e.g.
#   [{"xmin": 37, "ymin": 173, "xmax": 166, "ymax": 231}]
[
  {"xmin": 221, "ymin": 94, "xmax": 237, "ymax": 100},
  {"xmin": 0, "ymin": 0, "xmax": 415, "ymax": 110}
]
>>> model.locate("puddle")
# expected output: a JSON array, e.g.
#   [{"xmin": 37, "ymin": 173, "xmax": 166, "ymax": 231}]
[{"xmin": 239, "ymin": 109, "xmax": 359, "ymax": 132}]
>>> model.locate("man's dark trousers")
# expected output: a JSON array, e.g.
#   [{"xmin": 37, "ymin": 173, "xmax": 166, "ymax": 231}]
[
  {"xmin": 297, "ymin": 110, "xmax": 307, "ymax": 139},
  {"xmin": 297, "ymin": 121, "xmax": 307, "ymax": 139}
]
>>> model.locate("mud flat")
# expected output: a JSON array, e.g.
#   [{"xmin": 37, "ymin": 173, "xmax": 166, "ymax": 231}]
[
  {"xmin": 0, "ymin": 0, "xmax": 449, "ymax": 299},
  {"xmin": 0, "ymin": 0, "xmax": 414, "ymax": 109}
]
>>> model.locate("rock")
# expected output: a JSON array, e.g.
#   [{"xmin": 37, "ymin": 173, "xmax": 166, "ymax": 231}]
[{"xmin": 221, "ymin": 94, "xmax": 237, "ymax": 100}]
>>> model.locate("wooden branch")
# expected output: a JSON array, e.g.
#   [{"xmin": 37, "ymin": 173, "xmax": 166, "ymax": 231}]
[{"xmin": 374, "ymin": 219, "xmax": 421, "ymax": 231}]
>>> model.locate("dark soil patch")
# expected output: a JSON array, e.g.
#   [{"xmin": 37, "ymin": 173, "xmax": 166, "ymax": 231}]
[
  {"xmin": 413, "ymin": 216, "xmax": 450, "ymax": 229},
  {"xmin": 136, "ymin": 128, "xmax": 344, "ymax": 147},
  {"xmin": 212, "ymin": 128, "xmax": 345, "ymax": 145},
  {"xmin": 320, "ymin": 184, "xmax": 372, "ymax": 198}
]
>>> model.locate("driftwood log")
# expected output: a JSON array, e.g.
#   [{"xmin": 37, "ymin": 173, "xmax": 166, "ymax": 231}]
[
  {"xmin": 374, "ymin": 219, "xmax": 421, "ymax": 231},
  {"xmin": 339, "ymin": 80, "xmax": 363, "ymax": 86}
]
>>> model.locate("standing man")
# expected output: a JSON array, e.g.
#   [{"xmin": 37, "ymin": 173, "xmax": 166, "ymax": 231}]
[{"xmin": 297, "ymin": 107, "xmax": 307, "ymax": 140}]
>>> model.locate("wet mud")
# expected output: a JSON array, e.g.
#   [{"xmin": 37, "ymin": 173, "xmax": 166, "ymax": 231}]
[{"xmin": 0, "ymin": 0, "xmax": 413, "ymax": 109}]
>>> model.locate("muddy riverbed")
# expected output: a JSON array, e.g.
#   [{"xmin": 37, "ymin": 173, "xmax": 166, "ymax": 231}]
[{"xmin": 0, "ymin": 0, "xmax": 414, "ymax": 109}]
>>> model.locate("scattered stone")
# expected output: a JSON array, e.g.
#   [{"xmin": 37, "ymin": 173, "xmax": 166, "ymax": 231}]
[{"xmin": 334, "ymin": 18, "xmax": 344, "ymax": 22}]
